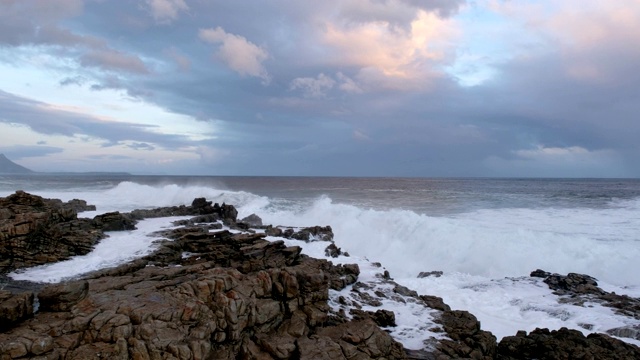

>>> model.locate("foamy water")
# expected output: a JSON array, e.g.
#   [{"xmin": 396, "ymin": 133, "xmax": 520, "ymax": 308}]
[{"xmin": 3, "ymin": 178, "xmax": 640, "ymax": 345}]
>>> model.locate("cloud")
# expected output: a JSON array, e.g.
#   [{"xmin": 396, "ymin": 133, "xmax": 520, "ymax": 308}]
[
  {"xmin": 145, "ymin": 0, "xmax": 189, "ymax": 24},
  {"xmin": 290, "ymin": 73, "xmax": 336, "ymax": 98},
  {"xmin": 0, "ymin": 145, "xmax": 64, "ymax": 160},
  {"xmin": 80, "ymin": 49, "xmax": 150, "ymax": 74},
  {"xmin": 199, "ymin": 27, "xmax": 270, "ymax": 83},
  {"xmin": 164, "ymin": 47, "xmax": 191, "ymax": 71},
  {"xmin": 0, "ymin": 90, "xmax": 191, "ymax": 150},
  {"xmin": 321, "ymin": 10, "xmax": 457, "ymax": 90},
  {"xmin": 483, "ymin": 145, "xmax": 626, "ymax": 177}
]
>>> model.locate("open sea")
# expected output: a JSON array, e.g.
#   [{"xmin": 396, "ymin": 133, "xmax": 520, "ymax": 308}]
[{"xmin": 2, "ymin": 174, "xmax": 640, "ymax": 343}]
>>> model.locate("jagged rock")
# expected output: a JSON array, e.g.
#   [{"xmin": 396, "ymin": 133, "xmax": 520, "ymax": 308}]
[
  {"xmin": 0, "ymin": 224, "xmax": 406, "ymax": 360},
  {"xmin": 420, "ymin": 295, "xmax": 451, "ymax": 312},
  {"xmin": 530, "ymin": 269, "xmax": 552, "ymax": 278},
  {"xmin": 497, "ymin": 327, "xmax": 640, "ymax": 359},
  {"xmin": 417, "ymin": 271, "xmax": 443, "ymax": 278},
  {"xmin": 62, "ymin": 199, "xmax": 96, "ymax": 213},
  {"xmin": 0, "ymin": 290, "xmax": 34, "ymax": 330},
  {"xmin": 531, "ymin": 270, "xmax": 640, "ymax": 327},
  {"xmin": 241, "ymin": 213, "xmax": 263, "ymax": 227},
  {"xmin": 265, "ymin": 225, "xmax": 283, "ymax": 237},
  {"xmin": 324, "ymin": 243, "xmax": 341, "ymax": 258},
  {"xmin": 435, "ymin": 310, "xmax": 497, "ymax": 359},
  {"xmin": 92, "ymin": 212, "xmax": 136, "ymax": 231},
  {"xmin": 291, "ymin": 226, "xmax": 334, "ymax": 242},
  {"xmin": 543, "ymin": 272, "xmax": 603, "ymax": 296},
  {"xmin": 0, "ymin": 191, "xmax": 104, "ymax": 273}
]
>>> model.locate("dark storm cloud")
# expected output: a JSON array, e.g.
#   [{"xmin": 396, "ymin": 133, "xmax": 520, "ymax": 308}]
[{"xmin": 1, "ymin": 0, "xmax": 639, "ymax": 176}]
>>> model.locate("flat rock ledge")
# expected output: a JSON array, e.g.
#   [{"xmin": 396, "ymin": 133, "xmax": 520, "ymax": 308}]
[{"xmin": 0, "ymin": 192, "xmax": 639, "ymax": 359}]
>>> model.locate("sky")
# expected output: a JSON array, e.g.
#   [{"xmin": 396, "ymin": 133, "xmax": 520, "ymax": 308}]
[{"xmin": 0, "ymin": 0, "xmax": 639, "ymax": 177}]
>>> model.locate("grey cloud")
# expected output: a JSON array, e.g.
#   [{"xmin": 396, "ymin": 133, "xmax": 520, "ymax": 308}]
[
  {"xmin": 80, "ymin": 49, "xmax": 150, "ymax": 74},
  {"xmin": 1, "ymin": 0, "xmax": 639, "ymax": 177},
  {"xmin": 0, "ymin": 90, "xmax": 192, "ymax": 151},
  {"xmin": 0, "ymin": 145, "xmax": 64, "ymax": 160}
]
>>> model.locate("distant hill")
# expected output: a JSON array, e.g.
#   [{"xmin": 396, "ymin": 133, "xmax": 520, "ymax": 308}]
[{"xmin": 0, "ymin": 154, "xmax": 34, "ymax": 174}]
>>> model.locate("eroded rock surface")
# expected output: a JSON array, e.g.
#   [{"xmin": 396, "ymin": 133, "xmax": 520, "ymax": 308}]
[
  {"xmin": 0, "ymin": 191, "xmax": 103, "ymax": 273},
  {"xmin": 0, "ymin": 218, "xmax": 406, "ymax": 359}
]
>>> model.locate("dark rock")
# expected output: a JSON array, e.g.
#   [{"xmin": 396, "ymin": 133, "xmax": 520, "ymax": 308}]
[
  {"xmin": 0, "ymin": 290, "xmax": 34, "ymax": 330},
  {"xmin": 497, "ymin": 327, "xmax": 640, "ymax": 359},
  {"xmin": 241, "ymin": 213, "xmax": 263, "ymax": 227},
  {"xmin": 543, "ymin": 272, "xmax": 603, "ymax": 296},
  {"xmin": 63, "ymin": 199, "xmax": 97, "ymax": 213},
  {"xmin": 420, "ymin": 295, "xmax": 451, "ymax": 312},
  {"xmin": 436, "ymin": 310, "xmax": 497, "ymax": 359},
  {"xmin": 265, "ymin": 225, "xmax": 283, "ymax": 237},
  {"xmin": 0, "ymin": 191, "xmax": 104, "ymax": 273},
  {"xmin": 291, "ymin": 226, "xmax": 334, "ymax": 242},
  {"xmin": 530, "ymin": 269, "xmax": 552, "ymax": 278},
  {"xmin": 324, "ymin": 243, "xmax": 342, "ymax": 258},
  {"xmin": 372, "ymin": 309, "xmax": 396, "ymax": 327},
  {"xmin": 417, "ymin": 271, "xmax": 443, "ymax": 278},
  {"xmin": 92, "ymin": 211, "xmax": 136, "ymax": 231}
]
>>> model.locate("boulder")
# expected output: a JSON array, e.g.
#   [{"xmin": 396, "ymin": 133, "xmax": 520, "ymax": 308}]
[
  {"xmin": 0, "ymin": 291, "xmax": 34, "ymax": 330},
  {"xmin": 291, "ymin": 226, "xmax": 334, "ymax": 242},
  {"xmin": 0, "ymin": 191, "xmax": 104, "ymax": 273},
  {"xmin": 497, "ymin": 327, "xmax": 640, "ymax": 359}
]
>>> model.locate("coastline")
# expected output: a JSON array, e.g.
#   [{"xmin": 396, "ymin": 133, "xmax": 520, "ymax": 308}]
[{"xmin": 1, "ymin": 191, "xmax": 640, "ymax": 359}]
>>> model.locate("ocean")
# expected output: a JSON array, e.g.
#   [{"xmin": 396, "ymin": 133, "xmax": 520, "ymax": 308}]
[{"xmin": 1, "ymin": 174, "xmax": 639, "ymax": 344}]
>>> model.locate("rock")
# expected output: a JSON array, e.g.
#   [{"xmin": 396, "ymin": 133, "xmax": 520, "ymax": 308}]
[
  {"xmin": 417, "ymin": 271, "xmax": 443, "ymax": 278},
  {"xmin": 265, "ymin": 226, "xmax": 283, "ymax": 237},
  {"xmin": 419, "ymin": 295, "xmax": 451, "ymax": 312},
  {"xmin": 92, "ymin": 212, "xmax": 136, "ymax": 231},
  {"xmin": 532, "ymin": 270, "xmax": 640, "ymax": 341},
  {"xmin": 38, "ymin": 280, "xmax": 89, "ymax": 312},
  {"xmin": 0, "ymin": 222, "xmax": 406, "ymax": 360},
  {"xmin": 240, "ymin": 213, "xmax": 263, "ymax": 227},
  {"xmin": 530, "ymin": 269, "xmax": 552, "ymax": 278},
  {"xmin": 0, "ymin": 191, "xmax": 104, "ymax": 273},
  {"xmin": 0, "ymin": 290, "xmax": 34, "ymax": 330},
  {"xmin": 324, "ymin": 243, "xmax": 342, "ymax": 258},
  {"xmin": 291, "ymin": 226, "xmax": 334, "ymax": 242},
  {"xmin": 543, "ymin": 272, "xmax": 603, "ymax": 296},
  {"xmin": 497, "ymin": 327, "xmax": 640, "ymax": 359},
  {"xmin": 63, "ymin": 199, "xmax": 97, "ymax": 213},
  {"xmin": 435, "ymin": 310, "xmax": 497, "ymax": 359},
  {"xmin": 372, "ymin": 309, "xmax": 396, "ymax": 327}
]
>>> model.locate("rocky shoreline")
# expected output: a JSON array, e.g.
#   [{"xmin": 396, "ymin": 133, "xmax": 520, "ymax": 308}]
[{"xmin": 1, "ymin": 191, "xmax": 639, "ymax": 359}]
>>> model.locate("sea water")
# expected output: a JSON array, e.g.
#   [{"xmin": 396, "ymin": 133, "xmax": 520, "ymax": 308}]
[{"xmin": 1, "ymin": 175, "xmax": 639, "ymax": 342}]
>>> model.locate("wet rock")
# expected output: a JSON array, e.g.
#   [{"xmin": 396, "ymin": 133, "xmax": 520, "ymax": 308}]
[
  {"xmin": 324, "ymin": 243, "xmax": 342, "ymax": 258},
  {"xmin": 0, "ymin": 223, "xmax": 406, "ymax": 360},
  {"xmin": 417, "ymin": 271, "xmax": 443, "ymax": 278},
  {"xmin": 240, "ymin": 213, "xmax": 263, "ymax": 227},
  {"xmin": 62, "ymin": 199, "xmax": 97, "ymax": 213},
  {"xmin": 265, "ymin": 225, "xmax": 283, "ymax": 237},
  {"xmin": 497, "ymin": 327, "xmax": 640, "ymax": 359},
  {"xmin": 291, "ymin": 226, "xmax": 334, "ymax": 242},
  {"xmin": 419, "ymin": 295, "xmax": 451, "ymax": 312},
  {"xmin": 92, "ymin": 212, "xmax": 136, "ymax": 231},
  {"xmin": 543, "ymin": 272, "xmax": 603, "ymax": 296},
  {"xmin": 530, "ymin": 269, "xmax": 552, "ymax": 278},
  {"xmin": 0, "ymin": 191, "xmax": 104, "ymax": 273},
  {"xmin": 435, "ymin": 310, "xmax": 497, "ymax": 359}
]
